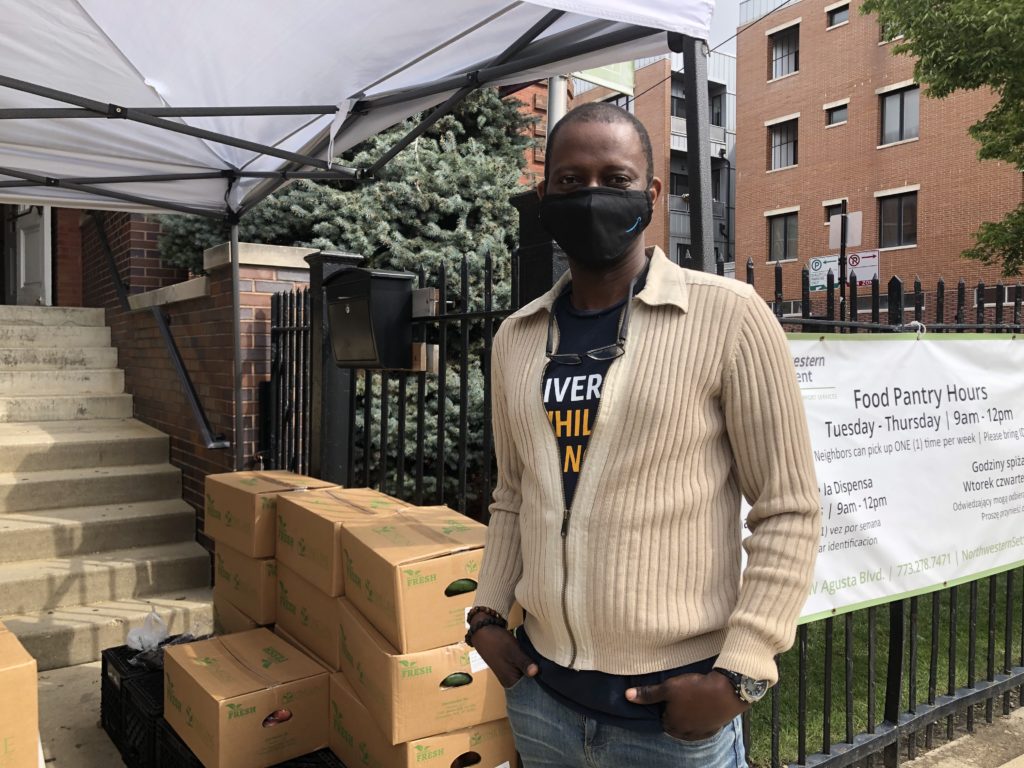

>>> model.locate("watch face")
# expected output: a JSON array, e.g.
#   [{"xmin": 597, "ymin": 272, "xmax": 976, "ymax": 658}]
[{"xmin": 741, "ymin": 677, "xmax": 769, "ymax": 703}]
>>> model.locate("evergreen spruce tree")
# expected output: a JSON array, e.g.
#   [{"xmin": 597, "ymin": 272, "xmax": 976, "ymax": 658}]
[{"xmin": 159, "ymin": 89, "xmax": 534, "ymax": 511}]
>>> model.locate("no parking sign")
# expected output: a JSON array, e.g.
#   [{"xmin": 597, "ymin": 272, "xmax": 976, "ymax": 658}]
[{"xmin": 809, "ymin": 251, "xmax": 880, "ymax": 292}]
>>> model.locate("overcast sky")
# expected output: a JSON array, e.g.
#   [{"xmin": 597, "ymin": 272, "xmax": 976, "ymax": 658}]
[{"xmin": 709, "ymin": 0, "xmax": 740, "ymax": 55}]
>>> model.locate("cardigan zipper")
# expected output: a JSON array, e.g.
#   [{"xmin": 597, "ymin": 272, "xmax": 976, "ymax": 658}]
[{"xmin": 544, "ymin": 302, "xmax": 619, "ymax": 670}]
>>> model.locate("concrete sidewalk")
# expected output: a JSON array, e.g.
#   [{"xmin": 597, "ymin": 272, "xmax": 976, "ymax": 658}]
[
  {"xmin": 904, "ymin": 707, "xmax": 1024, "ymax": 768},
  {"xmin": 38, "ymin": 662, "xmax": 121, "ymax": 767},
  {"xmin": 35, "ymin": 660, "xmax": 1024, "ymax": 768}
]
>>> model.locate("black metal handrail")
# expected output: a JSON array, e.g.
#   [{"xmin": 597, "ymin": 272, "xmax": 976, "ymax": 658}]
[{"xmin": 88, "ymin": 211, "xmax": 229, "ymax": 450}]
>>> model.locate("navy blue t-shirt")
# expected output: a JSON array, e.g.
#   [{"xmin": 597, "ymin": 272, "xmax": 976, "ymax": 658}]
[{"xmin": 542, "ymin": 290, "xmax": 622, "ymax": 509}]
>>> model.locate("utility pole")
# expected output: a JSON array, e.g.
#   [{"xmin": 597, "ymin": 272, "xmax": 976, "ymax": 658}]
[
  {"xmin": 546, "ymin": 75, "xmax": 568, "ymax": 128},
  {"xmin": 679, "ymin": 37, "xmax": 715, "ymax": 273}
]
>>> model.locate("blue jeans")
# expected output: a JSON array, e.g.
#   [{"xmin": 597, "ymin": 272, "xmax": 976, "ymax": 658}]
[{"xmin": 504, "ymin": 675, "xmax": 748, "ymax": 768}]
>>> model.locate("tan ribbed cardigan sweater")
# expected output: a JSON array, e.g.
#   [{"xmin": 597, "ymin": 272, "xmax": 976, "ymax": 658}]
[{"xmin": 474, "ymin": 247, "xmax": 820, "ymax": 683}]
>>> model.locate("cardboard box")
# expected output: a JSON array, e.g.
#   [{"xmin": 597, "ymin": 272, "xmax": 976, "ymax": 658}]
[
  {"xmin": 273, "ymin": 627, "xmax": 330, "ymax": 673},
  {"xmin": 329, "ymin": 673, "xmax": 515, "ymax": 768},
  {"xmin": 205, "ymin": 471, "xmax": 335, "ymax": 557},
  {"xmin": 275, "ymin": 563, "xmax": 345, "ymax": 671},
  {"xmin": 276, "ymin": 488, "xmax": 397, "ymax": 597},
  {"xmin": 213, "ymin": 544, "xmax": 277, "ymax": 624},
  {"xmin": 213, "ymin": 594, "xmax": 264, "ymax": 635},
  {"xmin": 0, "ymin": 623, "xmax": 38, "ymax": 768},
  {"xmin": 326, "ymin": 487, "xmax": 408, "ymax": 515},
  {"xmin": 340, "ymin": 507, "xmax": 486, "ymax": 653},
  {"xmin": 337, "ymin": 598, "xmax": 506, "ymax": 744},
  {"xmin": 163, "ymin": 628, "xmax": 327, "ymax": 768}
]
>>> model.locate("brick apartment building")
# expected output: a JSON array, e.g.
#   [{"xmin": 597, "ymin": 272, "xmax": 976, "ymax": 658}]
[{"xmin": 736, "ymin": 0, "xmax": 1022, "ymax": 309}]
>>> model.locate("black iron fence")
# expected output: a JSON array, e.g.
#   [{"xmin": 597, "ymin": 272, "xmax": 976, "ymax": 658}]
[
  {"xmin": 266, "ymin": 288, "xmax": 312, "ymax": 475},
  {"xmin": 266, "ymin": 256, "xmax": 1024, "ymax": 768}
]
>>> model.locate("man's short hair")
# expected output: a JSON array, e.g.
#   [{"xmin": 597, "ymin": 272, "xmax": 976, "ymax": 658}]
[{"xmin": 544, "ymin": 101, "xmax": 654, "ymax": 185}]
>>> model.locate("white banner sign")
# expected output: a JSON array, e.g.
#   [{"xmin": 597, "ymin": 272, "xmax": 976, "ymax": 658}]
[
  {"xmin": 786, "ymin": 336, "xmax": 1024, "ymax": 620},
  {"xmin": 808, "ymin": 251, "xmax": 879, "ymax": 292}
]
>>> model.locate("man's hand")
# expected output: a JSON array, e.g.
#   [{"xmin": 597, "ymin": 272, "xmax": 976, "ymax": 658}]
[
  {"xmin": 625, "ymin": 671, "xmax": 748, "ymax": 741},
  {"xmin": 470, "ymin": 623, "xmax": 539, "ymax": 689}
]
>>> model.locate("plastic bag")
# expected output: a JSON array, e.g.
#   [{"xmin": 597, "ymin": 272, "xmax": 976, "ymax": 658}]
[{"xmin": 126, "ymin": 608, "xmax": 169, "ymax": 651}]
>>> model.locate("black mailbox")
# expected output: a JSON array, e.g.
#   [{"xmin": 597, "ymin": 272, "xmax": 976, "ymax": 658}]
[{"xmin": 324, "ymin": 267, "xmax": 414, "ymax": 369}]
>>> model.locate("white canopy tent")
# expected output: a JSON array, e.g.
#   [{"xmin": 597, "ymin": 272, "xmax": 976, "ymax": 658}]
[
  {"xmin": 0, "ymin": 0, "xmax": 715, "ymax": 466},
  {"xmin": 1, "ymin": 0, "xmax": 714, "ymax": 218}
]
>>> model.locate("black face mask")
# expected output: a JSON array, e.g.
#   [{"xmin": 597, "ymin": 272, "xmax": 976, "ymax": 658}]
[{"xmin": 538, "ymin": 186, "xmax": 653, "ymax": 269}]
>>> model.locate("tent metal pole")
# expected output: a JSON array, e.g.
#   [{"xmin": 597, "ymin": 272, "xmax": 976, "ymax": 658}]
[
  {"xmin": 0, "ymin": 105, "xmax": 339, "ymax": 119},
  {"xmin": 231, "ymin": 224, "xmax": 244, "ymax": 471},
  {"xmin": 355, "ymin": 9, "xmax": 569, "ymax": 110},
  {"xmin": 0, "ymin": 74, "xmax": 333, "ymax": 170},
  {"xmin": 679, "ymin": 35, "xmax": 715, "ymax": 273},
  {"xmin": 0, "ymin": 165, "xmax": 224, "ymax": 218},
  {"xmin": 353, "ymin": 22, "xmax": 649, "ymax": 113},
  {"xmin": 365, "ymin": 8, "xmax": 565, "ymax": 176}
]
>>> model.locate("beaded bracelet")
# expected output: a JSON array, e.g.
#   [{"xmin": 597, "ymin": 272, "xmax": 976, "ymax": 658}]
[
  {"xmin": 464, "ymin": 616, "xmax": 508, "ymax": 647},
  {"xmin": 467, "ymin": 605, "xmax": 507, "ymax": 626}
]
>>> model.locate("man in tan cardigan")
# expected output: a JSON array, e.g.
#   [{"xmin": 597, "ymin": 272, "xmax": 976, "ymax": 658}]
[{"xmin": 465, "ymin": 102, "xmax": 820, "ymax": 767}]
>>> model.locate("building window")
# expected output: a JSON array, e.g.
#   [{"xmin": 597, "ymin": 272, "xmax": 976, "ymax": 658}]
[
  {"xmin": 676, "ymin": 243, "xmax": 692, "ymax": 262},
  {"xmin": 671, "ymin": 95, "xmax": 687, "ymax": 118},
  {"xmin": 880, "ymin": 86, "xmax": 919, "ymax": 144},
  {"xmin": 878, "ymin": 192, "xmax": 917, "ymax": 247},
  {"xmin": 826, "ymin": 104, "xmax": 848, "ymax": 125},
  {"xmin": 879, "ymin": 21, "xmax": 904, "ymax": 43},
  {"xmin": 710, "ymin": 93, "xmax": 724, "ymax": 126},
  {"xmin": 769, "ymin": 25, "xmax": 799, "ymax": 79},
  {"xmin": 712, "ymin": 169, "xmax": 722, "ymax": 201},
  {"xmin": 670, "ymin": 173, "xmax": 688, "ymax": 197},
  {"xmin": 769, "ymin": 212, "xmax": 799, "ymax": 261},
  {"xmin": 824, "ymin": 203, "xmax": 843, "ymax": 223},
  {"xmin": 826, "ymin": 4, "xmax": 849, "ymax": 27},
  {"xmin": 604, "ymin": 93, "xmax": 633, "ymax": 113},
  {"xmin": 769, "ymin": 119, "xmax": 798, "ymax": 170}
]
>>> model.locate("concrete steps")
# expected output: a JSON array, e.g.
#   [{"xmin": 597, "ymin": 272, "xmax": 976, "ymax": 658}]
[
  {"xmin": 4, "ymin": 589, "xmax": 213, "ymax": 671},
  {"xmin": 0, "ymin": 306, "xmax": 104, "ymax": 327},
  {"xmin": 0, "ymin": 500, "xmax": 196, "ymax": 563},
  {"xmin": 0, "ymin": 305, "xmax": 212, "ymax": 670},
  {"xmin": 0, "ymin": 325, "xmax": 110, "ymax": 347},
  {"xmin": 0, "ymin": 463, "xmax": 182, "ymax": 513},
  {"xmin": 0, "ymin": 347, "xmax": 118, "ymax": 370},
  {"xmin": 0, "ymin": 419, "xmax": 166, "ymax": 471},
  {"xmin": 0, "ymin": 368, "xmax": 125, "ymax": 395},
  {"xmin": 0, "ymin": 392, "xmax": 133, "ymax": 422},
  {"xmin": 0, "ymin": 541, "xmax": 210, "ymax": 616}
]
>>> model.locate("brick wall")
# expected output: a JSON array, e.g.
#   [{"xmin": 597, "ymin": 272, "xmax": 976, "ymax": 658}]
[
  {"xmin": 80, "ymin": 214, "xmax": 311, "ymax": 545},
  {"xmin": 736, "ymin": 0, "xmax": 1021, "ymax": 305},
  {"xmin": 512, "ymin": 82, "xmax": 552, "ymax": 187},
  {"xmin": 53, "ymin": 209, "xmax": 83, "ymax": 307}
]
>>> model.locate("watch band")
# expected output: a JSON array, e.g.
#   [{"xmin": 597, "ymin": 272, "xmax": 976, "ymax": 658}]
[{"xmin": 714, "ymin": 667, "xmax": 770, "ymax": 704}]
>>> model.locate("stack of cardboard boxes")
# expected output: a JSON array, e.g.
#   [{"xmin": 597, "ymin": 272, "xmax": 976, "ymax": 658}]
[
  {"xmin": 175, "ymin": 471, "xmax": 517, "ymax": 768},
  {"xmin": 275, "ymin": 492, "xmax": 517, "ymax": 768},
  {"xmin": 0, "ymin": 622, "xmax": 38, "ymax": 768},
  {"xmin": 205, "ymin": 471, "xmax": 335, "ymax": 634}
]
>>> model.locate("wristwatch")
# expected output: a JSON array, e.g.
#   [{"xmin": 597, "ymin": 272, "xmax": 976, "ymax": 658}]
[{"xmin": 713, "ymin": 668, "xmax": 770, "ymax": 704}]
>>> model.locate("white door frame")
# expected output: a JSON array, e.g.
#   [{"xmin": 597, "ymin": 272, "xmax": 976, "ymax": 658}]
[{"xmin": 7, "ymin": 204, "xmax": 52, "ymax": 306}]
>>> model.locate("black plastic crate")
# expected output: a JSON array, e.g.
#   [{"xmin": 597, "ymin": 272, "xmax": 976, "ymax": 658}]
[
  {"xmin": 156, "ymin": 718, "xmax": 201, "ymax": 768},
  {"xmin": 156, "ymin": 718, "xmax": 345, "ymax": 768},
  {"xmin": 121, "ymin": 672, "xmax": 165, "ymax": 768},
  {"xmin": 100, "ymin": 644, "xmax": 157, "ymax": 754},
  {"xmin": 277, "ymin": 748, "xmax": 346, "ymax": 767}
]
